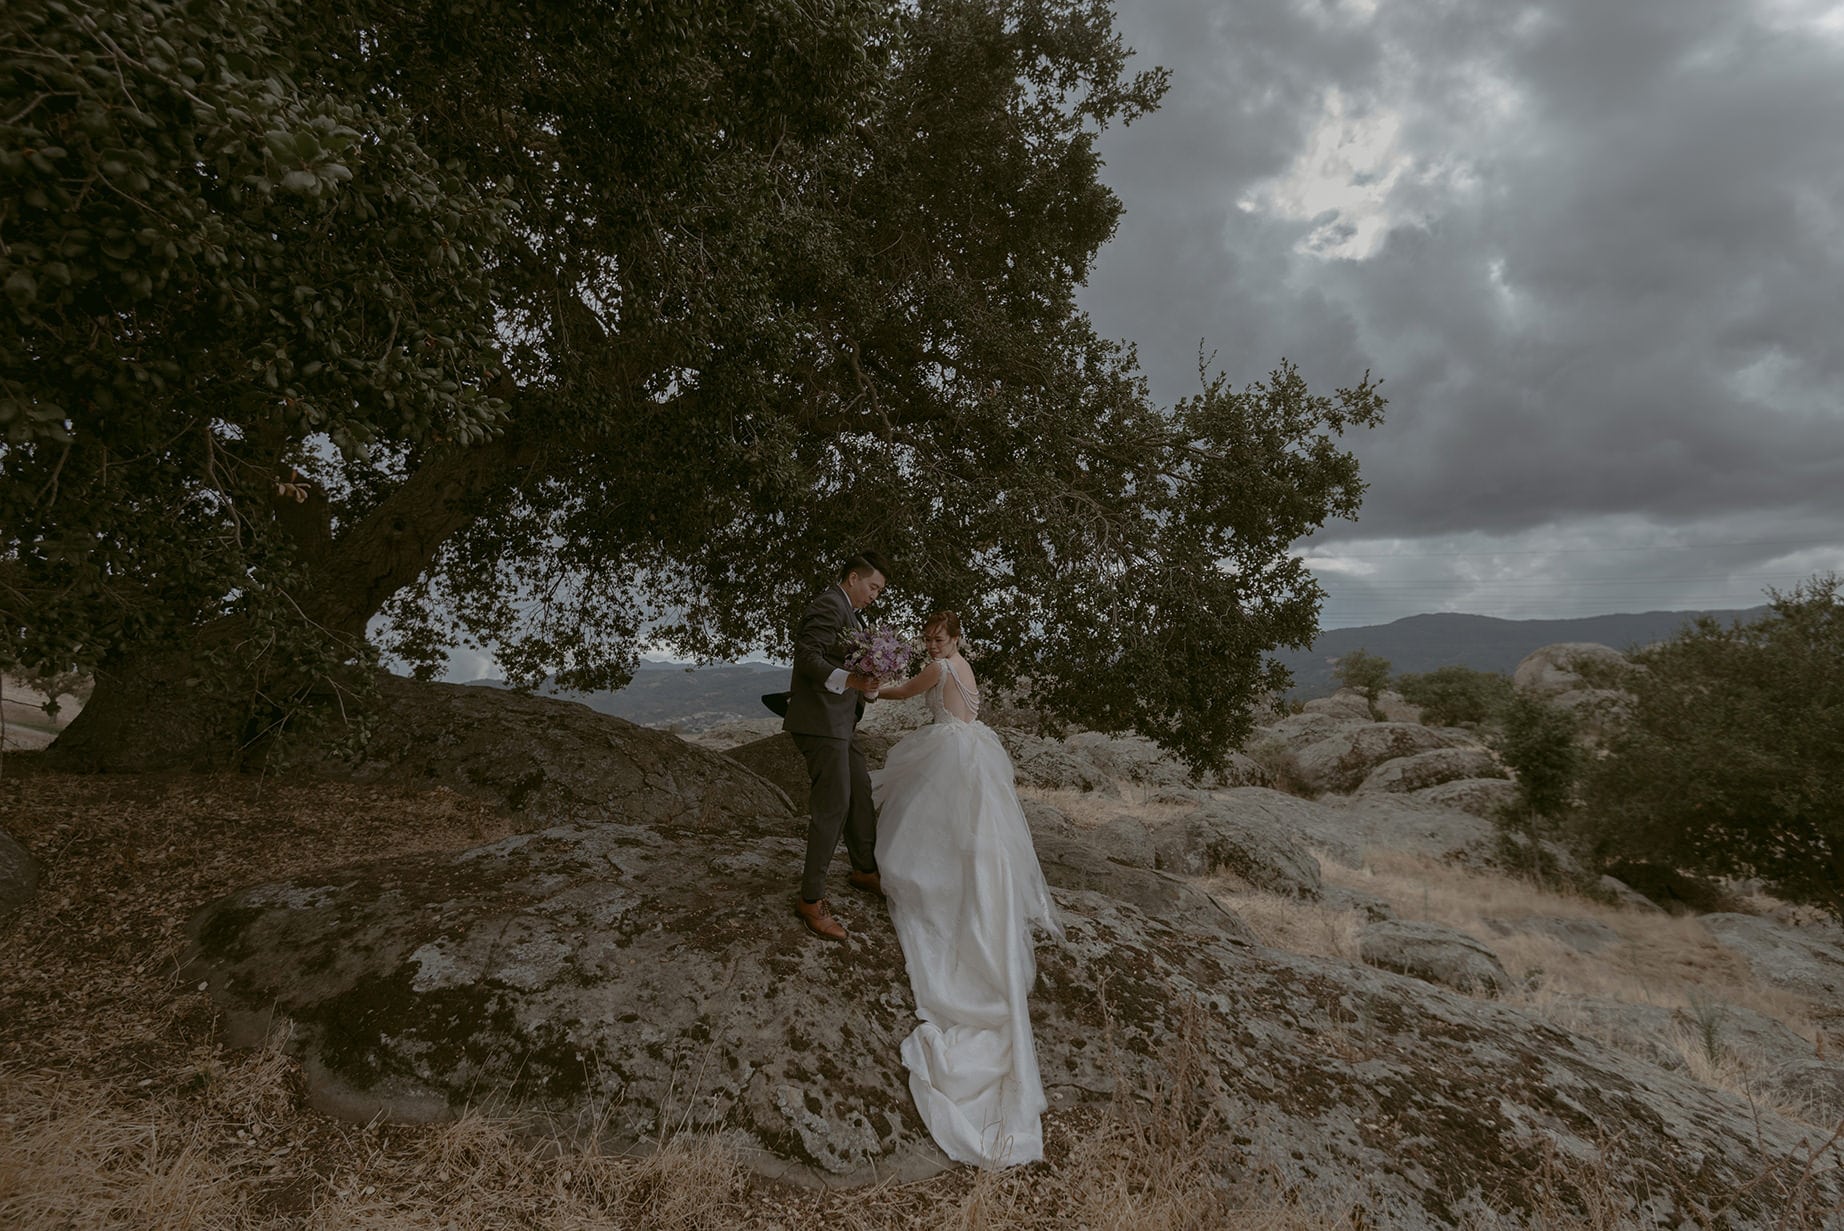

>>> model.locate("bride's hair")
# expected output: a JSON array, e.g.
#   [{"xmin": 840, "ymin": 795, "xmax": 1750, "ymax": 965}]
[{"xmin": 924, "ymin": 610, "xmax": 963, "ymax": 651}]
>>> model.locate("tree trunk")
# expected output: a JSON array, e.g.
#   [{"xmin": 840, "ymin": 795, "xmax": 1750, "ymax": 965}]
[
  {"xmin": 50, "ymin": 432, "xmax": 537, "ymax": 771},
  {"xmin": 46, "ymin": 620, "xmax": 264, "ymax": 771}
]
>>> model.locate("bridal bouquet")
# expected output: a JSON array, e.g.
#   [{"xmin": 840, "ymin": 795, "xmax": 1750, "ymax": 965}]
[{"xmin": 838, "ymin": 624, "xmax": 917, "ymax": 684}]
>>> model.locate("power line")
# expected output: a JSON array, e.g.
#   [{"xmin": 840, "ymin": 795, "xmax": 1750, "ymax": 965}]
[{"xmin": 1298, "ymin": 537, "xmax": 1844, "ymax": 561}]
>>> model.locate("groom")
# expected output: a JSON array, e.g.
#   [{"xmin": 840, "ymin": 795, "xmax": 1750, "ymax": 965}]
[{"xmin": 785, "ymin": 551, "xmax": 890, "ymax": 941}]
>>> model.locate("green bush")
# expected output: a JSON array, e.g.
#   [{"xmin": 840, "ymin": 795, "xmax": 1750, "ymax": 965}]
[
  {"xmin": 1581, "ymin": 575, "xmax": 1844, "ymax": 918},
  {"xmin": 1491, "ymin": 693, "xmax": 1583, "ymax": 883},
  {"xmin": 1395, "ymin": 666, "xmax": 1514, "ymax": 727},
  {"xmin": 1332, "ymin": 649, "xmax": 1391, "ymax": 717}
]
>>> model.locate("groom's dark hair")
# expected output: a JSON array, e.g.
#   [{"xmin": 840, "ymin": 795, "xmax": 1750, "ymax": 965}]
[{"xmin": 839, "ymin": 551, "xmax": 892, "ymax": 583}]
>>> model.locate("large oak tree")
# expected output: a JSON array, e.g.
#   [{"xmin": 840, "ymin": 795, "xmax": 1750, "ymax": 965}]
[{"xmin": 3, "ymin": 0, "xmax": 1385, "ymax": 773}]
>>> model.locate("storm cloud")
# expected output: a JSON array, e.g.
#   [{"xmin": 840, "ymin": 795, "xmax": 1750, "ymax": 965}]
[{"xmin": 1085, "ymin": 0, "xmax": 1844, "ymax": 625}]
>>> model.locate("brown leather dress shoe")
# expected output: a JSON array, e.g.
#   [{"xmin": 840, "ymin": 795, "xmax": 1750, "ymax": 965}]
[
  {"xmin": 848, "ymin": 869, "xmax": 884, "ymax": 898},
  {"xmin": 794, "ymin": 896, "xmax": 847, "ymax": 942}
]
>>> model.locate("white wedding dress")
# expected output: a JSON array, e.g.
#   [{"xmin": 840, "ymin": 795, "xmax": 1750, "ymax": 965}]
[{"xmin": 872, "ymin": 658, "xmax": 1061, "ymax": 1168}]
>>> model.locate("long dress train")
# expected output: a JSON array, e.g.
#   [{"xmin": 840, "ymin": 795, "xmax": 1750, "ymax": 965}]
[{"xmin": 872, "ymin": 659, "xmax": 1060, "ymax": 1167}]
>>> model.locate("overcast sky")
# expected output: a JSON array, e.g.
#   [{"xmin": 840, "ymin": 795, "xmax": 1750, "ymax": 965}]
[{"xmin": 1083, "ymin": 0, "xmax": 1844, "ymax": 627}]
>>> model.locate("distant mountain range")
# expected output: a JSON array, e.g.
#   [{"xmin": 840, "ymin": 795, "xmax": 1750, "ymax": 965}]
[
  {"xmin": 462, "ymin": 607, "xmax": 1769, "ymax": 728},
  {"xmin": 1270, "ymin": 607, "xmax": 1767, "ymax": 697},
  {"xmin": 464, "ymin": 660, "xmax": 788, "ymax": 730}
]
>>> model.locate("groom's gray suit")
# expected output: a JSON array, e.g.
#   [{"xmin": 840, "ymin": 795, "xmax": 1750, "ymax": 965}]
[{"xmin": 785, "ymin": 584, "xmax": 877, "ymax": 902}]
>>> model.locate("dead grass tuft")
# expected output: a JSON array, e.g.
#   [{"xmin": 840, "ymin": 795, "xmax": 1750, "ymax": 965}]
[
  {"xmin": 0, "ymin": 1072, "xmax": 254, "ymax": 1230},
  {"xmin": 1217, "ymin": 886, "xmax": 1363, "ymax": 961},
  {"xmin": 1017, "ymin": 784, "xmax": 1194, "ymax": 830}
]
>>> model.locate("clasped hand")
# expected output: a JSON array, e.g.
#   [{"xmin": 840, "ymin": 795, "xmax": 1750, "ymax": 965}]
[{"xmin": 847, "ymin": 672, "xmax": 881, "ymax": 698}]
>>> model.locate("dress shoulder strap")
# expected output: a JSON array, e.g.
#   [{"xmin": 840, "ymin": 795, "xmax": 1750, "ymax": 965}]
[{"xmin": 939, "ymin": 658, "xmax": 980, "ymax": 715}]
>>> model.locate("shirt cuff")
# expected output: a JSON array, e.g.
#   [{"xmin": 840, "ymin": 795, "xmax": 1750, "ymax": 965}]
[{"xmin": 825, "ymin": 668, "xmax": 849, "ymax": 694}]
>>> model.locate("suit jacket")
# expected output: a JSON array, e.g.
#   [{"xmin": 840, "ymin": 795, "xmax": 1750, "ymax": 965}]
[{"xmin": 783, "ymin": 585, "xmax": 864, "ymax": 740}]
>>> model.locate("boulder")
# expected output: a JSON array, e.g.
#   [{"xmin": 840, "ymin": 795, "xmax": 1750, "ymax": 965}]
[
  {"xmin": 313, "ymin": 675, "xmax": 794, "ymax": 829},
  {"xmin": 1543, "ymin": 996, "xmax": 1817, "ymax": 1082},
  {"xmin": 1597, "ymin": 875, "xmax": 1666, "ymax": 914},
  {"xmin": 1512, "ymin": 643, "xmax": 1627, "ymax": 698},
  {"xmin": 186, "ymin": 819, "xmax": 1839, "ymax": 1223},
  {"xmin": 1287, "ymin": 723, "xmax": 1477, "ymax": 796},
  {"xmin": 1088, "ymin": 815, "xmax": 1158, "ymax": 869},
  {"xmin": 1702, "ymin": 914, "xmax": 1844, "ymax": 1006},
  {"xmin": 1149, "ymin": 803, "xmax": 1323, "ymax": 898},
  {"xmin": 1, "ymin": 826, "xmax": 40, "ymax": 921},
  {"xmin": 723, "ymin": 731, "xmax": 897, "ymax": 814},
  {"xmin": 1197, "ymin": 750, "xmax": 1276, "ymax": 790},
  {"xmin": 996, "ymin": 731, "xmax": 1113, "ymax": 792},
  {"xmin": 1409, "ymin": 777, "xmax": 1518, "ymax": 819},
  {"xmin": 1359, "ymin": 920, "xmax": 1514, "ymax": 996},
  {"xmin": 1064, "ymin": 731, "xmax": 1193, "ymax": 790},
  {"xmin": 1358, "ymin": 747, "xmax": 1506, "ymax": 795},
  {"xmin": 1021, "ymin": 798, "xmax": 1078, "ymax": 842},
  {"xmin": 1247, "ymin": 710, "xmax": 1357, "ymax": 757},
  {"xmin": 1318, "ymin": 793, "xmax": 1497, "ymax": 867},
  {"xmin": 1030, "ymin": 831, "xmax": 1254, "ymax": 943},
  {"xmin": 1374, "ymin": 689, "xmax": 1424, "ymax": 724},
  {"xmin": 1482, "ymin": 915, "xmax": 1621, "ymax": 955},
  {"xmin": 1302, "ymin": 690, "xmax": 1374, "ymax": 721}
]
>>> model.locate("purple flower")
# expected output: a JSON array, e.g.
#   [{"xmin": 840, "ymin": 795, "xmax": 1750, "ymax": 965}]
[{"xmin": 838, "ymin": 624, "xmax": 918, "ymax": 682}]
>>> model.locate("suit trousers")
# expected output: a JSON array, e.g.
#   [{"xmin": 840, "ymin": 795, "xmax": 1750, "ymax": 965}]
[{"xmin": 791, "ymin": 731, "xmax": 877, "ymax": 901}]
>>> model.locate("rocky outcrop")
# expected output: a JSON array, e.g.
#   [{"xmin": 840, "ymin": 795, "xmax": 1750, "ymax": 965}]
[
  {"xmin": 1, "ymin": 826, "xmax": 40, "ymax": 921},
  {"xmin": 996, "ymin": 731, "xmax": 1112, "ymax": 792},
  {"xmin": 1483, "ymin": 915, "xmax": 1621, "ymax": 955},
  {"xmin": 1141, "ymin": 787, "xmax": 1497, "ymax": 872},
  {"xmin": 1149, "ymin": 802, "xmax": 1323, "ymax": 897},
  {"xmin": 1030, "ymin": 831, "xmax": 1254, "ymax": 942},
  {"xmin": 1702, "ymin": 914, "xmax": 1844, "ymax": 1007},
  {"xmin": 1303, "ymin": 690, "xmax": 1374, "ymax": 721},
  {"xmin": 1359, "ymin": 748, "xmax": 1506, "ymax": 795},
  {"xmin": 1597, "ymin": 875, "xmax": 1666, "ymax": 914},
  {"xmin": 1248, "ymin": 710, "xmax": 1357, "ymax": 758},
  {"xmin": 1284, "ymin": 724, "xmax": 1480, "ymax": 796},
  {"xmin": 1542, "ymin": 995, "xmax": 1818, "ymax": 1081},
  {"xmin": 1064, "ymin": 731, "xmax": 1193, "ymax": 790},
  {"xmin": 1511, "ymin": 643, "xmax": 1631, "ymax": 734},
  {"xmin": 1360, "ymin": 920, "xmax": 1514, "ymax": 996},
  {"xmin": 1409, "ymin": 777, "xmax": 1518, "ymax": 819},
  {"xmin": 1088, "ymin": 815, "xmax": 1158, "ymax": 869},
  {"xmin": 183, "ymin": 809, "xmax": 1842, "ymax": 1224},
  {"xmin": 312, "ymin": 675, "xmax": 794, "ymax": 829},
  {"xmin": 1512, "ymin": 643, "xmax": 1627, "ymax": 698}
]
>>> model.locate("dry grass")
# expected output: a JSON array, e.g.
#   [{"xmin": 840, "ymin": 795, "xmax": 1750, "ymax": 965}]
[
  {"xmin": 1304, "ymin": 844, "xmax": 1839, "ymax": 1130},
  {"xmin": 1215, "ymin": 886, "xmax": 1363, "ymax": 961},
  {"xmin": 1017, "ymin": 784, "xmax": 1194, "ymax": 830}
]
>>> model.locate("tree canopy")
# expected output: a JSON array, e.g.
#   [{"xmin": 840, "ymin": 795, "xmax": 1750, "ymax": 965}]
[
  {"xmin": 1581, "ymin": 576, "xmax": 1844, "ymax": 917},
  {"xmin": 3, "ymin": 0, "xmax": 1385, "ymax": 773}
]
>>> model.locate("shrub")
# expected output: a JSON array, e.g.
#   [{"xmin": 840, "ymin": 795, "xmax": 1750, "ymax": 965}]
[
  {"xmin": 1395, "ymin": 665, "xmax": 1514, "ymax": 728},
  {"xmin": 1580, "ymin": 575, "xmax": 1844, "ymax": 918},
  {"xmin": 1332, "ymin": 649, "xmax": 1391, "ymax": 718},
  {"xmin": 1491, "ymin": 693, "xmax": 1582, "ymax": 882}
]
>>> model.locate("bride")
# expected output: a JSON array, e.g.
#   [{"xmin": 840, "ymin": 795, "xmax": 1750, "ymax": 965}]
[{"xmin": 870, "ymin": 611, "xmax": 1061, "ymax": 1168}]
